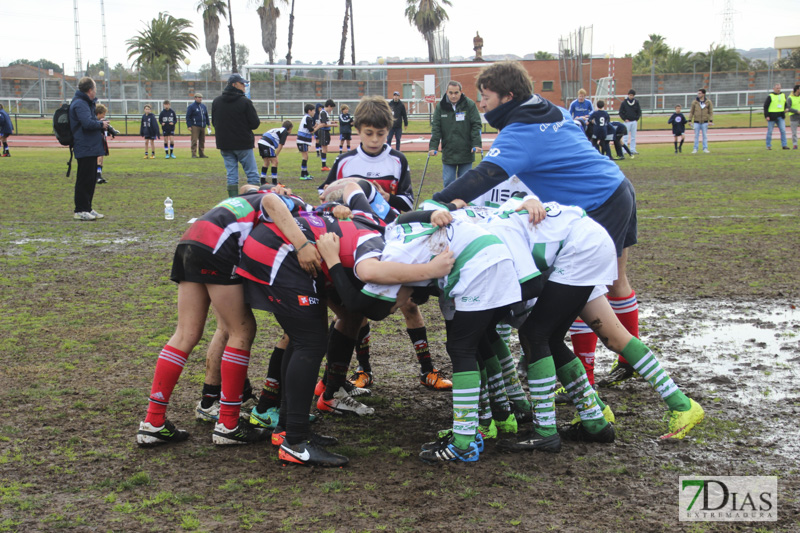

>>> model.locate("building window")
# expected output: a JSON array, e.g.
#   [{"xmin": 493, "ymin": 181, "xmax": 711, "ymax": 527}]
[{"xmin": 542, "ymin": 81, "xmax": 554, "ymax": 92}]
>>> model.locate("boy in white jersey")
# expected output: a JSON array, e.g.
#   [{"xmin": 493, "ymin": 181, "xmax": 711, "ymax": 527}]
[{"xmin": 258, "ymin": 120, "xmax": 293, "ymax": 185}]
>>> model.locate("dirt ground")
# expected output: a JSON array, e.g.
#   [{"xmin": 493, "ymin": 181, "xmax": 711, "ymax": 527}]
[{"xmin": 2, "ymin": 148, "xmax": 799, "ymax": 532}]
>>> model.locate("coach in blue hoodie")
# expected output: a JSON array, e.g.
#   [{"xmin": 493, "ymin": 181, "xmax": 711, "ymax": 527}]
[
  {"xmin": 211, "ymin": 73, "xmax": 261, "ymax": 197},
  {"xmin": 68, "ymin": 76, "xmax": 109, "ymax": 221}
]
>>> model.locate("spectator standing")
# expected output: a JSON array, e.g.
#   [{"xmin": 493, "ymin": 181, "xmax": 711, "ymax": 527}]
[
  {"xmin": 0, "ymin": 103, "xmax": 13, "ymax": 157},
  {"xmin": 211, "ymin": 74, "xmax": 262, "ymax": 197},
  {"xmin": 186, "ymin": 92, "xmax": 210, "ymax": 158},
  {"xmin": 764, "ymin": 83, "xmax": 789, "ymax": 150},
  {"xmin": 688, "ymin": 88, "xmax": 713, "ymax": 154},
  {"xmin": 159, "ymin": 100, "xmax": 178, "ymax": 159},
  {"xmin": 387, "ymin": 91, "xmax": 408, "ymax": 151},
  {"xmin": 667, "ymin": 104, "xmax": 688, "ymax": 153},
  {"xmin": 140, "ymin": 105, "xmax": 160, "ymax": 159},
  {"xmin": 569, "ymin": 88, "xmax": 593, "ymax": 128},
  {"xmin": 788, "ymin": 85, "xmax": 800, "ymax": 150},
  {"xmin": 619, "ymin": 89, "xmax": 641, "ymax": 154},
  {"xmin": 428, "ymin": 81, "xmax": 483, "ymax": 187},
  {"xmin": 68, "ymin": 76, "xmax": 109, "ymax": 221}
]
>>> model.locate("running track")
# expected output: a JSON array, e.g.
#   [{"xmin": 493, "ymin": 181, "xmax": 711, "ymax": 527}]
[{"xmin": 7, "ymin": 128, "xmax": 773, "ymax": 150}]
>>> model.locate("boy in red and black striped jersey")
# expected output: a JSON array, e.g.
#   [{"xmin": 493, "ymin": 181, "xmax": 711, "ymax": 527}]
[{"xmin": 137, "ymin": 187, "xmax": 293, "ymax": 448}]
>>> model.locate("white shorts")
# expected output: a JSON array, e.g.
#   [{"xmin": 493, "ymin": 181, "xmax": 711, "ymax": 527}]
[
  {"xmin": 439, "ymin": 259, "xmax": 522, "ymax": 319},
  {"xmin": 548, "ymin": 217, "xmax": 618, "ymax": 288}
]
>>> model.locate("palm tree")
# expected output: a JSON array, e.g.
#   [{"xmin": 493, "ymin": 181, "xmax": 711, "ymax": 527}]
[
  {"xmin": 226, "ymin": 0, "xmax": 238, "ymax": 73},
  {"xmin": 285, "ymin": 0, "xmax": 296, "ymax": 79},
  {"xmin": 404, "ymin": 0, "xmax": 452, "ymax": 63},
  {"xmin": 662, "ymin": 48, "xmax": 693, "ymax": 74},
  {"xmin": 691, "ymin": 45, "xmax": 747, "ymax": 72},
  {"xmin": 632, "ymin": 34, "xmax": 670, "ymax": 74},
  {"xmin": 126, "ymin": 12, "xmax": 199, "ymax": 79},
  {"xmin": 253, "ymin": 0, "xmax": 286, "ymax": 65},
  {"xmin": 534, "ymin": 51, "xmax": 555, "ymax": 60},
  {"xmin": 196, "ymin": 0, "xmax": 227, "ymax": 81},
  {"xmin": 337, "ymin": 0, "xmax": 353, "ymax": 79}
]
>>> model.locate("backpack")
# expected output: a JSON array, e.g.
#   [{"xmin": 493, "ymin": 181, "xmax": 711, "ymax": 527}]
[{"xmin": 53, "ymin": 103, "xmax": 75, "ymax": 177}]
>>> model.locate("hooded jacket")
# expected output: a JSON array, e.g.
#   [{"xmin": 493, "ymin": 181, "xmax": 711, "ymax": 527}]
[
  {"xmin": 433, "ymin": 95, "xmax": 624, "ymax": 211},
  {"xmin": 68, "ymin": 90, "xmax": 105, "ymax": 159},
  {"xmin": 211, "ymin": 85, "xmax": 261, "ymax": 150},
  {"xmin": 429, "ymin": 92, "xmax": 483, "ymax": 165},
  {"xmin": 389, "ymin": 99, "xmax": 408, "ymax": 130}
]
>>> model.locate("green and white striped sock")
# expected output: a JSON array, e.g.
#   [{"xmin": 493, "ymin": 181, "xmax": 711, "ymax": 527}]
[
  {"xmin": 496, "ymin": 322, "xmax": 513, "ymax": 346},
  {"xmin": 452, "ymin": 371, "xmax": 480, "ymax": 449},
  {"xmin": 623, "ymin": 338, "xmax": 691, "ymax": 412},
  {"xmin": 478, "ymin": 367, "xmax": 492, "ymax": 425},
  {"xmin": 527, "ymin": 357, "xmax": 557, "ymax": 437},
  {"xmin": 484, "ymin": 354, "xmax": 512, "ymax": 415},
  {"xmin": 557, "ymin": 358, "xmax": 606, "ymax": 434},
  {"xmin": 492, "ymin": 337, "xmax": 531, "ymax": 410}
]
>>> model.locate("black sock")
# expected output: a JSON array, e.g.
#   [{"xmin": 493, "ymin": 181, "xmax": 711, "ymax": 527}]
[
  {"xmin": 261, "ymin": 166, "xmax": 268, "ymax": 177},
  {"xmin": 321, "ymin": 155, "xmax": 327, "ymax": 167},
  {"xmin": 260, "ymin": 177, "xmax": 266, "ymax": 185},
  {"xmin": 679, "ymin": 139, "xmax": 684, "ymax": 149},
  {"xmin": 200, "ymin": 383, "xmax": 221, "ymax": 408},
  {"xmin": 674, "ymin": 141, "xmax": 678, "ymax": 151},
  {"xmin": 323, "ymin": 328, "xmax": 356, "ymax": 399},
  {"xmin": 408, "ymin": 327, "xmax": 433, "ymax": 373},
  {"xmin": 355, "ymin": 324, "xmax": 371, "ymax": 372},
  {"xmin": 242, "ymin": 377, "xmax": 254, "ymax": 402},
  {"xmin": 170, "ymin": 144, "xmax": 174, "ymax": 155},
  {"xmin": 257, "ymin": 345, "xmax": 284, "ymax": 412}
]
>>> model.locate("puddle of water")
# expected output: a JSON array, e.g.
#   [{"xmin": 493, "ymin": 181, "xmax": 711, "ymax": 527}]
[{"xmin": 640, "ymin": 301, "xmax": 800, "ymax": 405}]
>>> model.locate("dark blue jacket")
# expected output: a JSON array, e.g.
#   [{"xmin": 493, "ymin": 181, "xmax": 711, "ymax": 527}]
[
  {"xmin": 0, "ymin": 109, "xmax": 12, "ymax": 135},
  {"xmin": 186, "ymin": 101, "xmax": 209, "ymax": 128},
  {"xmin": 68, "ymin": 90, "xmax": 104, "ymax": 159},
  {"xmin": 140, "ymin": 113, "xmax": 160, "ymax": 138}
]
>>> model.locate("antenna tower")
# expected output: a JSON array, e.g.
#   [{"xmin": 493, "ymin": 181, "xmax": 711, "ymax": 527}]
[
  {"xmin": 720, "ymin": 0, "xmax": 735, "ymax": 49},
  {"xmin": 73, "ymin": 0, "xmax": 83, "ymax": 76}
]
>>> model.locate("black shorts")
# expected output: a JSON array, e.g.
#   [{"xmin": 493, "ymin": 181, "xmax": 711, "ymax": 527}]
[
  {"xmin": 297, "ymin": 142, "xmax": 310, "ymax": 153},
  {"xmin": 339, "ymin": 132, "xmax": 351, "ymax": 142},
  {"xmin": 318, "ymin": 130, "xmax": 331, "ymax": 147},
  {"xmin": 162, "ymin": 128, "xmax": 175, "ymax": 137},
  {"xmin": 258, "ymin": 144, "xmax": 277, "ymax": 159},
  {"xmin": 243, "ymin": 263, "xmax": 327, "ymax": 320},
  {"xmin": 586, "ymin": 177, "xmax": 638, "ymax": 256},
  {"xmin": 170, "ymin": 243, "xmax": 241, "ymax": 285}
]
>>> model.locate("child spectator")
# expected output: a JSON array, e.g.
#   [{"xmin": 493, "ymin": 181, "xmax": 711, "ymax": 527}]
[
  {"xmin": 159, "ymin": 100, "xmax": 177, "ymax": 159},
  {"xmin": 258, "ymin": 120, "xmax": 293, "ymax": 185},
  {"xmin": 619, "ymin": 89, "xmax": 642, "ymax": 154},
  {"xmin": 95, "ymin": 103, "xmax": 113, "ymax": 184},
  {"xmin": 667, "ymin": 104, "xmax": 687, "ymax": 153},
  {"xmin": 297, "ymin": 104, "xmax": 322, "ymax": 180},
  {"xmin": 140, "ymin": 105, "xmax": 159, "ymax": 159},
  {"xmin": 588, "ymin": 100, "xmax": 612, "ymax": 160},
  {"xmin": 0, "ymin": 103, "xmax": 13, "ymax": 157},
  {"xmin": 318, "ymin": 99, "xmax": 337, "ymax": 171},
  {"xmin": 339, "ymin": 104, "xmax": 353, "ymax": 155},
  {"xmin": 313, "ymin": 103, "xmax": 323, "ymax": 158}
]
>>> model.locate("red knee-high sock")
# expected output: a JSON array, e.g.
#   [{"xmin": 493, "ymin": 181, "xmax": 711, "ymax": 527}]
[
  {"xmin": 608, "ymin": 290, "xmax": 639, "ymax": 364},
  {"xmin": 219, "ymin": 346, "xmax": 250, "ymax": 429},
  {"xmin": 569, "ymin": 319, "xmax": 599, "ymax": 385},
  {"xmin": 145, "ymin": 345, "xmax": 189, "ymax": 427}
]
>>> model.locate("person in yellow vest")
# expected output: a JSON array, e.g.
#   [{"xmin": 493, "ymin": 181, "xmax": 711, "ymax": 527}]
[
  {"xmin": 787, "ymin": 84, "xmax": 800, "ymax": 150},
  {"xmin": 764, "ymin": 83, "xmax": 789, "ymax": 150}
]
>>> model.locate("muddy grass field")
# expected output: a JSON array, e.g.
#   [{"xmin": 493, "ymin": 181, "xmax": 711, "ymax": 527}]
[{"xmin": 1, "ymin": 144, "xmax": 799, "ymax": 532}]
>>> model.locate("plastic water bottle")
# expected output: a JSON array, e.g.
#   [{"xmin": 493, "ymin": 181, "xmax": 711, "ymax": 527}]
[{"xmin": 164, "ymin": 197, "xmax": 174, "ymax": 220}]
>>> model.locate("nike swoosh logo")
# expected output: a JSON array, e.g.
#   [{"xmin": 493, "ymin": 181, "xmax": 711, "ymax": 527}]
[{"xmin": 282, "ymin": 445, "xmax": 310, "ymax": 461}]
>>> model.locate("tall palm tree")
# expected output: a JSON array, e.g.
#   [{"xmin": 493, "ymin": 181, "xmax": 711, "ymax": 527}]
[
  {"xmin": 691, "ymin": 45, "xmax": 747, "ymax": 73},
  {"xmin": 404, "ymin": 0, "xmax": 452, "ymax": 63},
  {"xmin": 226, "ymin": 0, "xmax": 238, "ymax": 73},
  {"xmin": 196, "ymin": 0, "xmax": 227, "ymax": 81},
  {"xmin": 662, "ymin": 48, "xmax": 693, "ymax": 74},
  {"xmin": 285, "ymin": 0, "xmax": 296, "ymax": 79},
  {"xmin": 126, "ymin": 12, "xmax": 199, "ymax": 79},
  {"xmin": 632, "ymin": 34, "xmax": 670, "ymax": 74},
  {"xmin": 337, "ymin": 0, "xmax": 353, "ymax": 79},
  {"xmin": 253, "ymin": 0, "xmax": 286, "ymax": 65}
]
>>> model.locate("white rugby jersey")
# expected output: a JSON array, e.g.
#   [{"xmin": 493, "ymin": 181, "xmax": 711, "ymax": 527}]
[
  {"xmin": 360, "ymin": 217, "xmax": 511, "ymax": 303},
  {"xmin": 469, "ymin": 176, "xmax": 534, "ymax": 208},
  {"xmin": 296, "ymin": 115, "xmax": 315, "ymax": 145}
]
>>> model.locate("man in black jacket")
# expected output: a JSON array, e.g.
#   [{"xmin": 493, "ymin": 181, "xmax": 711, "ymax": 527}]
[
  {"xmin": 387, "ymin": 91, "xmax": 408, "ymax": 151},
  {"xmin": 212, "ymin": 74, "xmax": 261, "ymax": 197},
  {"xmin": 619, "ymin": 89, "xmax": 642, "ymax": 154}
]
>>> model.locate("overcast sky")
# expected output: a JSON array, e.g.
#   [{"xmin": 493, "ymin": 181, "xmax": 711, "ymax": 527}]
[{"xmin": 3, "ymin": 0, "xmax": 798, "ymax": 76}]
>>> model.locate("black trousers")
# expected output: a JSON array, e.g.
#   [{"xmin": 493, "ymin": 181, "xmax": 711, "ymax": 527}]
[
  {"xmin": 445, "ymin": 307, "xmax": 509, "ymax": 374},
  {"xmin": 518, "ymin": 282, "xmax": 594, "ymax": 369},
  {"xmin": 74, "ymin": 156, "xmax": 98, "ymax": 213}
]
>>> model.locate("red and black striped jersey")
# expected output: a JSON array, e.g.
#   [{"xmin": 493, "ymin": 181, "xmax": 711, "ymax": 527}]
[
  {"xmin": 237, "ymin": 211, "xmax": 385, "ymax": 288},
  {"xmin": 178, "ymin": 192, "xmax": 267, "ymax": 263},
  {"xmin": 319, "ymin": 144, "xmax": 413, "ymax": 212}
]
